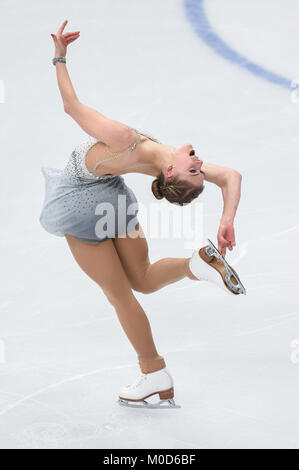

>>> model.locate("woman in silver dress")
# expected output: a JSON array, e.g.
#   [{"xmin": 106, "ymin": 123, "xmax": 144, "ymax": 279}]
[{"xmin": 42, "ymin": 21, "xmax": 245, "ymax": 408}]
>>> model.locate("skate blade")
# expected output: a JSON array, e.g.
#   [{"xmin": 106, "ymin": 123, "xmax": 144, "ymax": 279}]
[
  {"xmin": 117, "ymin": 398, "xmax": 181, "ymax": 409},
  {"xmin": 206, "ymin": 238, "xmax": 246, "ymax": 295}
]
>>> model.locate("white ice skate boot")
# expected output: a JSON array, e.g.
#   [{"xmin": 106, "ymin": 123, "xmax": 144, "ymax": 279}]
[
  {"xmin": 118, "ymin": 367, "xmax": 180, "ymax": 409},
  {"xmin": 189, "ymin": 238, "xmax": 246, "ymax": 296}
]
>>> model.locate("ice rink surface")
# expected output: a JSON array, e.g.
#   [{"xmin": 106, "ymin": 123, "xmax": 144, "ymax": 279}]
[{"xmin": 0, "ymin": 0, "xmax": 299, "ymax": 449}]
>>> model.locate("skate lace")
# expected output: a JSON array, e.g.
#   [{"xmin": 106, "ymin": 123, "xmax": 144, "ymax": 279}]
[{"xmin": 128, "ymin": 373, "xmax": 147, "ymax": 389}]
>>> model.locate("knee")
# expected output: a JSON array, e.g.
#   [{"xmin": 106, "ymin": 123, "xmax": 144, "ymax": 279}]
[
  {"xmin": 102, "ymin": 287, "xmax": 134, "ymax": 306},
  {"xmin": 131, "ymin": 280, "xmax": 156, "ymax": 295},
  {"xmin": 130, "ymin": 266, "xmax": 157, "ymax": 295}
]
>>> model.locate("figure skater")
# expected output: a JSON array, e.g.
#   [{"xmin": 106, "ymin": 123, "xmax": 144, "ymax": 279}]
[{"xmin": 40, "ymin": 21, "xmax": 246, "ymax": 409}]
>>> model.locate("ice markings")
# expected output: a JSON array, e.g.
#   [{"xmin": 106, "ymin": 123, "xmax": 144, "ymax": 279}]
[{"xmin": 184, "ymin": 0, "xmax": 297, "ymax": 90}]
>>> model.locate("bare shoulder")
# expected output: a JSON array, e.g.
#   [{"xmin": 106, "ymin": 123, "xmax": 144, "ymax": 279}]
[{"xmin": 85, "ymin": 128, "xmax": 151, "ymax": 176}]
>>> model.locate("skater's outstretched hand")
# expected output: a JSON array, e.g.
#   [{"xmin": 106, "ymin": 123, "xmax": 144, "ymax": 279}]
[
  {"xmin": 217, "ymin": 221, "xmax": 236, "ymax": 257},
  {"xmin": 51, "ymin": 20, "xmax": 80, "ymax": 57}
]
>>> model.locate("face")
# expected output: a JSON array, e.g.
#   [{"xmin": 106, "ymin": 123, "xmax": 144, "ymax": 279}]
[{"xmin": 166, "ymin": 144, "xmax": 205, "ymax": 188}]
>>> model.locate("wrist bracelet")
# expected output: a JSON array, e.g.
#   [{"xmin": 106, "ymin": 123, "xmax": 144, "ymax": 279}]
[{"xmin": 52, "ymin": 56, "xmax": 66, "ymax": 66}]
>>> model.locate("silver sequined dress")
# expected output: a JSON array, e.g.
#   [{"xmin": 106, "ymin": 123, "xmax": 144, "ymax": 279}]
[{"xmin": 39, "ymin": 128, "xmax": 153, "ymax": 245}]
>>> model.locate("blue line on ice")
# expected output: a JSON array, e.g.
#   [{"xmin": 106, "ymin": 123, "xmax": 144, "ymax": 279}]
[{"xmin": 184, "ymin": 0, "xmax": 295, "ymax": 89}]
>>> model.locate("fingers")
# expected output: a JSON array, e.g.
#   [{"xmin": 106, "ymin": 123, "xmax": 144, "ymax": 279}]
[
  {"xmin": 65, "ymin": 33, "xmax": 80, "ymax": 45},
  {"xmin": 228, "ymin": 239, "xmax": 236, "ymax": 250},
  {"xmin": 218, "ymin": 234, "xmax": 235, "ymax": 253},
  {"xmin": 66, "ymin": 36, "xmax": 79, "ymax": 44},
  {"xmin": 58, "ymin": 19, "xmax": 68, "ymax": 35},
  {"xmin": 51, "ymin": 25, "xmax": 79, "ymax": 47},
  {"xmin": 217, "ymin": 242, "xmax": 226, "ymax": 258},
  {"xmin": 218, "ymin": 235, "xmax": 226, "ymax": 247},
  {"xmin": 64, "ymin": 31, "xmax": 80, "ymax": 37},
  {"xmin": 218, "ymin": 240, "xmax": 231, "ymax": 257},
  {"xmin": 66, "ymin": 33, "xmax": 80, "ymax": 41}
]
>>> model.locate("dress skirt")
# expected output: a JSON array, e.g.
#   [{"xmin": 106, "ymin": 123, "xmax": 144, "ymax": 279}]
[{"xmin": 39, "ymin": 167, "xmax": 139, "ymax": 245}]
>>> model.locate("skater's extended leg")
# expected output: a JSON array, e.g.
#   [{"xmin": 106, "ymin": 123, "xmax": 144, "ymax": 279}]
[
  {"xmin": 112, "ymin": 223, "xmax": 197, "ymax": 294},
  {"xmin": 65, "ymin": 235, "xmax": 166, "ymax": 373},
  {"xmin": 113, "ymin": 225, "xmax": 246, "ymax": 296}
]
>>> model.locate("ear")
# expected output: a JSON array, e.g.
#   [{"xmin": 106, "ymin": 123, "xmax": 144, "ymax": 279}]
[{"xmin": 165, "ymin": 165, "xmax": 175, "ymax": 179}]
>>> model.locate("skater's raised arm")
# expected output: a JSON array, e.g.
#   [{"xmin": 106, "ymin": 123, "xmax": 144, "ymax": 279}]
[
  {"xmin": 51, "ymin": 20, "xmax": 79, "ymax": 108},
  {"xmin": 219, "ymin": 171, "xmax": 242, "ymax": 225},
  {"xmin": 218, "ymin": 172, "xmax": 242, "ymax": 256},
  {"xmin": 201, "ymin": 162, "xmax": 241, "ymax": 189},
  {"xmin": 51, "ymin": 20, "xmax": 135, "ymax": 150},
  {"xmin": 64, "ymin": 101, "xmax": 136, "ymax": 152},
  {"xmin": 201, "ymin": 162, "xmax": 242, "ymax": 256},
  {"xmin": 201, "ymin": 162, "xmax": 242, "ymax": 223}
]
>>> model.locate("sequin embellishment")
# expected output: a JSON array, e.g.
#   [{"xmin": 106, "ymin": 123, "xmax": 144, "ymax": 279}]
[{"xmin": 64, "ymin": 128, "xmax": 141, "ymax": 182}]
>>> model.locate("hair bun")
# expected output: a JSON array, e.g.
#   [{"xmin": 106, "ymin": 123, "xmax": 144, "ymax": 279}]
[{"xmin": 151, "ymin": 179, "xmax": 164, "ymax": 200}]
